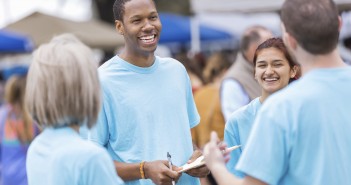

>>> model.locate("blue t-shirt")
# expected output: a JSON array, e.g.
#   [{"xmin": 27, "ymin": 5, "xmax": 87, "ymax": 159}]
[
  {"xmin": 27, "ymin": 127, "xmax": 123, "ymax": 185},
  {"xmin": 85, "ymin": 56, "xmax": 200, "ymax": 185},
  {"xmin": 224, "ymin": 97, "xmax": 261, "ymax": 178},
  {"xmin": 237, "ymin": 67, "xmax": 351, "ymax": 185}
]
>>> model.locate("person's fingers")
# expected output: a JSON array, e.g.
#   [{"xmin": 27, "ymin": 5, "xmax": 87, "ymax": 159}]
[
  {"xmin": 210, "ymin": 131, "xmax": 218, "ymax": 144},
  {"xmin": 172, "ymin": 165, "xmax": 182, "ymax": 172},
  {"xmin": 224, "ymin": 154, "xmax": 231, "ymax": 163},
  {"xmin": 164, "ymin": 168, "xmax": 179, "ymax": 179},
  {"xmin": 187, "ymin": 150, "xmax": 202, "ymax": 163}
]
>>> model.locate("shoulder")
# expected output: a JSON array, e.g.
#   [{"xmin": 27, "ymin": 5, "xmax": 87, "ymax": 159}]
[
  {"xmin": 60, "ymin": 139, "xmax": 111, "ymax": 167},
  {"xmin": 221, "ymin": 78, "xmax": 244, "ymax": 92},
  {"xmin": 98, "ymin": 55, "xmax": 119, "ymax": 71},
  {"xmin": 156, "ymin": 56, "xmax": 186, "ymax": 71},
  {"xmin": 226, "ymin": 103, "xmax": 250, "ymax": 129},
  {"xmin": 264, "ymin": 80, "xmax": 305, "ymax": 110}
]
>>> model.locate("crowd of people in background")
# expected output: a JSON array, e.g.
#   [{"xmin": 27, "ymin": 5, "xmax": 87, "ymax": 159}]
[{"xmin": 0, "ymin": 0, "xmax": 350, "ymax": 185}]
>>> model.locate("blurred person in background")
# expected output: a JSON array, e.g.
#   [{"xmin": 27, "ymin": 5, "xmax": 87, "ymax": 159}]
[
  {"xmin": 25, "ymin": 34, "xmax": 124, "ymax": 185},
  {"xmin": 0, "ymin": 75, "xmax": 4, "ymax": 106},
  {"xmin": 203, "ymin": 0, "xmax": 351, "ymax": 184},
  {"xmin": 192, "ymin": 52, "xmax": 232, "ymax": 149},
  {"xmin": 0, "ymin": 75, "xmax": 38, "ymax": 185},
  {"xmin": 191, "ymin": 52, "xmax": 232, "ymax": 185},
  {"xmin": 340, "ymin": 37, "xmax": 351, "ymax": 65},
  {"xmin": 174, "ymin": 50, "xmax": 205, "ymax": 93},
  {"xmin": 224, "ymin": 38, "xmax": 299, "ymax": 178},
  {"xmin": 220, "ymin": 26, "xmax": 273, "ymax": 121}
]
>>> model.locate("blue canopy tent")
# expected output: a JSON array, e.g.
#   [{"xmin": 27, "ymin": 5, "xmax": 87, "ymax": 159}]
[
  {"xmin": 0, "ymin": 30, "xmax": 33, "ymax": 53},
  {"xmin": 159, "ymin": 13, "xmax": 233, "ymax": 44}
]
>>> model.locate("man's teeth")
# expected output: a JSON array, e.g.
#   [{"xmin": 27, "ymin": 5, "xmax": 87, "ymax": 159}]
[{"xmin": 140, "ymin": 35, "xmax": 155, "ymax": 43}]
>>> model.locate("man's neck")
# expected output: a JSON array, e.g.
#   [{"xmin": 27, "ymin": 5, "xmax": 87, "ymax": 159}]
[
  {"xmin": 296, "ymin": 49, "xmax": 347, "ymax": 75},
  {"xmin": 119, "ymin": 50, "xmax": 155, "ymax": 67}
]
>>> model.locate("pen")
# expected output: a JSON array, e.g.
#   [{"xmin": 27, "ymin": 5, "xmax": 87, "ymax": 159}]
[{"xmin": 167, "ymin": 152, "xmax": 176, "ymax": 185}]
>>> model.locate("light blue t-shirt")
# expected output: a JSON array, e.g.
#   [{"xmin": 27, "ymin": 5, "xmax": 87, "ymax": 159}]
[
  {"xmin": 87, "ymin": 56, "xmax": 200, "ymax": 185},
  {"xmin": 27, "ymin": 127, "xmax": 123, "ymax": 185},
  {"xmin": 224, "ymin": 97, "xmax": 261, "ymax": 178},
  {"xmin": 237, "ymin": 67, "xmax": 351, "ymax": 185}
]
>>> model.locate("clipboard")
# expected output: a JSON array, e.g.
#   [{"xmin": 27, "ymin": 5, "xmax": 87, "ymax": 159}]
[{"xmin": 177, "ymin": 145, "xmax": 241, "ymax": 173}]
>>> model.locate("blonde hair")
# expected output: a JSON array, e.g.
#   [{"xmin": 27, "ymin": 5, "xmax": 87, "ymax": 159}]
[
  {"xmin": 4, "ymin": 75, "xmax": 34, "ymax": 142},
  {"xmin": 25, "ymin": 34, "xmax": 101, "ymax": 128}
]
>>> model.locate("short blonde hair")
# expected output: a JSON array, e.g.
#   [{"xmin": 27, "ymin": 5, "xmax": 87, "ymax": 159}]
[{"xmin": 25, "ymin": 33, "xmax": 100, "ymax": 128}]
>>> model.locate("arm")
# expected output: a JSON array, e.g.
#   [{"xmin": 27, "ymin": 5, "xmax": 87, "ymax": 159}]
[
  {"xmin": 114, "ymin": 160, "xmax": 182, "ymax": 185},
  {"xmin": 220, "ymin": 80, "xmax": 250, "ymax": 121},
  {"xmin": 203, "ymin": 132, "xmax": 267, "ymax": 185}
]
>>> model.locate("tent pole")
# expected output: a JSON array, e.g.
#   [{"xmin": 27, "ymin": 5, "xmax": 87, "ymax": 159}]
[{"xmin": 190, "ymin": 16, "xmax": 200, "ymax": 56}]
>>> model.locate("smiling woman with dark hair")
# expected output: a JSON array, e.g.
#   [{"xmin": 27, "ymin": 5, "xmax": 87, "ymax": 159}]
[{"xmin": 224, "ymin": 37, "xmax": 299, "ymax": 178}]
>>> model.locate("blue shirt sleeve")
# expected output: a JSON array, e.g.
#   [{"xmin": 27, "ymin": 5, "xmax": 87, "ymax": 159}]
[
  {"xmin": 236, "ymin": 104, "xmax": 290, "ymax": 185},
  {"xmin": 224, "ymin": 117, "xmax": 245, "ymax": 178},
  {"xmin": 185, "ymin": 70, "xmax": 200, "ymax": 128}
]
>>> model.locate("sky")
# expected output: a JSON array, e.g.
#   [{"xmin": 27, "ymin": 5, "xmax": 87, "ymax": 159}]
[{"xmin": 0, "ymin": 0, "xmax": 93, "ymax": 28}]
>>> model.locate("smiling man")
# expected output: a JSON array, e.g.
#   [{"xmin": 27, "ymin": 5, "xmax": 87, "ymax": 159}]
[{"xmin": 83, "ymin": 0, "xmax": 209, "ymax": 184}]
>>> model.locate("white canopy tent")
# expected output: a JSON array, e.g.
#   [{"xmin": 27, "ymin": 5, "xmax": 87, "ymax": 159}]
[
  {"xmin": 191, "ymin": 0, "xmax": 351, "ymax": 43},
  {"xmin": 191, "ymin": 0, "xmax": 351, "ymax": 14}
]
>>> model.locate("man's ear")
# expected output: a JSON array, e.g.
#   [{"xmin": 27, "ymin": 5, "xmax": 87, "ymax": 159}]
[
  {"xmin": 285, "ymin": 33, "xmax": 297, "ymax": 50},
  {"xmin": 281, "ymin": 23, "xmax": 297, "ymax": 50},
  {"xmin": 284, "ymin": 32, "xmax": 298, "ymax": 50},
  {"xmin": 338, "ymin": 16, "xmax": 342, "ymax": 32},
  {"xmin": 115, "ymin": 20, "xmax": 124, "ymax": 35}
]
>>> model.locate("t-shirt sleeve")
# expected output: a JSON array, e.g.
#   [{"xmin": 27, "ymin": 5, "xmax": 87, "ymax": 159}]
[
  {"xmin": 224, "ymin": 117, "xmax": 245, "ymax": 178},
  {"xmin": 236, "ymin": 104, "xmax": 289, "ymax": 185},
  {"xmin": 81, "ymin": 151, "xmax": 124, "ymax": 185},
  {"xmin": 185, "ymin": 71, "xmax": 200, "ymax": 128}
]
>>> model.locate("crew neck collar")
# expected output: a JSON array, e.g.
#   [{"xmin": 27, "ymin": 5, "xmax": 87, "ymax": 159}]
[{"xmin": 116, "ymin": 55, "xmax": 159, "ymax": 74}]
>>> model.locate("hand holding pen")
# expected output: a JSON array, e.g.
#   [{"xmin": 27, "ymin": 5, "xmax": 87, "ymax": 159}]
[
  {"xmin": 140, "ymin": 160, "xmax": 180, "ymax": 185},
  {"xmin": 167, "ymin": 152, "xmax": 176, "ymax": 185}
]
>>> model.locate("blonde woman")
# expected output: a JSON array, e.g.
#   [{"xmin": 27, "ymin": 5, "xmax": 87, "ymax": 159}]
[{"xmin": 25, "ymin": 34, "xmax": 124, "ymax": 185}]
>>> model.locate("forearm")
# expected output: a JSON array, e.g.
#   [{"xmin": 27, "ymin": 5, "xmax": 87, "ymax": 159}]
[
  {"xmin": 210, "ymin": 164, "xmax": 242, "ymax": 185},
  {"xmin": 114, "ymin": 161, "xmax": 143, "ymax": 181}
]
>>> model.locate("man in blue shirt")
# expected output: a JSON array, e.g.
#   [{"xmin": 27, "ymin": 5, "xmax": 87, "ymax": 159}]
[
  {"xmin": 203, "ymin": 0, "xmax": 351, "ymax": 185},
  {"xmin": 83, "ymin": 0, "xmax": 209, "ymax": 184}
]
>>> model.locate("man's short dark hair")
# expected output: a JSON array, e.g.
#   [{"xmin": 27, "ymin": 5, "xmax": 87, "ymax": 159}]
[
  {"xmin": 281, "ymin": 0, "xmax": 339, "ymax": 54},
  {"xmin": 240, "ymin": 25, "xmax": 270, "ymax": 54},
  {"xmin": 113, "ymin": 0, "xmax": 155, "ymax": 22},
  {"xmin": 113, "ymin": 0, "xmax": 132, "ymax": 21}
]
